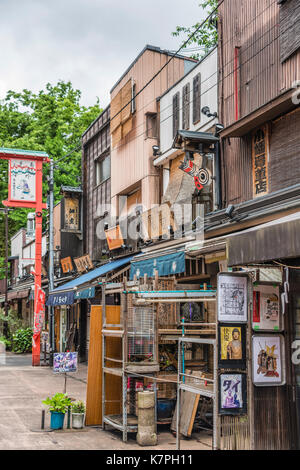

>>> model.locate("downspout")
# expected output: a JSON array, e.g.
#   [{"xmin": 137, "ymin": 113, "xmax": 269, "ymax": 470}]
[{"xmin": 234, "ymin": 46, "xmax": 240, "ymax": 121}]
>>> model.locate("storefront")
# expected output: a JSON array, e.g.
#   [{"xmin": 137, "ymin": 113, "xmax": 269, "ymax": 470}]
[{"xmin": 47, "ymin": 256, "xmax": 134, "ymax": 360}]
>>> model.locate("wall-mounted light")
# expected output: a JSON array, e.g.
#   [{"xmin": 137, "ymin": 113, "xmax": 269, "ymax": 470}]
[
  {"xmin": 201, "ymin": 106, "xmax": 218, "ymax": 118},
  {"xmin": 152, "ymin": 145, "xmax": 160, "ymax": 157},
  {"xmin": 215, "ymin": 123, "xmax": 224, "ymax": 134}
]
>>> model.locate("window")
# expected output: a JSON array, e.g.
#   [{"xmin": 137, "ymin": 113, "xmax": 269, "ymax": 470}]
[
  {"xmin": 95, "ymin": 155, "xmax": 110, "ymax": 186},
  {"xmin": 280, "ymin": 0, "xmax": 300, "ymax": 62},
  {"xmin": 182, "ymin": 83, "xmax": 190, "ymax": 130},
  {"xmin": 146, "ymin": 113, "xmax": 157, "ymax": 138},
  {"xmin": 173, "ymin": 92, "xmax": 180, "ymax": 138},
  {"xmin": 193, "ymin": 73, "xmax": 201, "ymax": 124},
  {"xmin": 252, "ymin": 126, "xmax": 269, "ymax": 197}
]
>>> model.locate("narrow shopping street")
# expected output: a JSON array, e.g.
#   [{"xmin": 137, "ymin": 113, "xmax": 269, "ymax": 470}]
[{"xmin": 0, "ymin": 354, "xmax": 210, "ymax": 451}]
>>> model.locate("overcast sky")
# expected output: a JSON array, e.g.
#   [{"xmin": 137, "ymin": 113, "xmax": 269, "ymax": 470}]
[{"xmin": 0, "ymin": 0, "xmax": 205, "ymax": 109}]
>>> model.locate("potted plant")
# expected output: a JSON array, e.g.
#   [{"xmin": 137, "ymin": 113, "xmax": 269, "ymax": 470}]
[
  {"xmin": 71, "ymin": 400, "xmax": 85, "ymax": 429},
  {"xmin": 42, "ymin": 393, "xmax": 71, "ymax": 430}
]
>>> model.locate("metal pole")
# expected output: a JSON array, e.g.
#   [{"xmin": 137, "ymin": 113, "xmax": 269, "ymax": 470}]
[
  {"xmin": 4, "ymin": 208, "xmax": 8, "ymax": 337},
  {"xmin": 48, "ymin": 158, "xmax": 55, "ymax": 366},
  {"xmin": 32, "ymin": 159, "xmax": 44, "ymax": 366}
]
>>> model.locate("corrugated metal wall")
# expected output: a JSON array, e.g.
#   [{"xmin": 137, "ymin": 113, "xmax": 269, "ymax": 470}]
[
  {"xmin": 219, "ymin": 0, "xmax": 300, "ymax": 128},
  {"xmin": 218, "ymin": 0, "xmax": 300, "ymax": 207}
]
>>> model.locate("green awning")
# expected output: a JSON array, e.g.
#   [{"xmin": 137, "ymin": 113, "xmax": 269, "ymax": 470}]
[{"xmin": 74, "ymin": 286, "xmax": 95, "ymax": 299}]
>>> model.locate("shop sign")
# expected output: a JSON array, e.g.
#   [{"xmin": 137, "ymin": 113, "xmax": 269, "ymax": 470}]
[
  {"xmin": 53, "ymin": 352, "xmax": 78, "ymax": 373},
  {"xmin": 9, "ymin": 158, "xmax": 36, "ymax": 202}
]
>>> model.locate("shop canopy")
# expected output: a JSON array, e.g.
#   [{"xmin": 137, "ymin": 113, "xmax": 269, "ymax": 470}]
[
  {"xmin": 130, "ymin": 250, "xmax": 185, "ymax": 280},
  {"xmin": 46, "ymin": 255, "xmax": 134, "ymax": 306}
]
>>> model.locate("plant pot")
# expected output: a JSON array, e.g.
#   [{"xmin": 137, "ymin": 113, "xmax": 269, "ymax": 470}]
[
  {"xmin": 50, "ymin": 411, "xmax": 65, "ymax": 430},
  {"xmin": 72, "ymin": 412, "xmax": 85, "ymax": 429}
]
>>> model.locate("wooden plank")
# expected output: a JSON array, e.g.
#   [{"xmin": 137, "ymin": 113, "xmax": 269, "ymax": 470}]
[
  {"xmin": 86, "ymin": 305, "xmax": 103, "ymax": 426},
  {"xmin": 171, "ymin": 371, "xmax": 203, "ymax": 437},
  {"xmin": 86, "ymin": 305, "xmax": 122, "ymax": 426}
]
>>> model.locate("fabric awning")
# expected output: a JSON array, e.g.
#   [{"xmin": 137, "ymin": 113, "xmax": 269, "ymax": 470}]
[
  {"xmin": 46, "ymin": 290, "xmax": 75, "ymax": 307},
  {"xmin": 74, "ymin": 286, "xmax": 95, "ymax": 300},
  {"xmin": 47, "ymin": 255, "xmax": 134, "ymax": 306},
  {"xmin": 130, "ymin": 250, "xmax": 185, "ymax": 280}
]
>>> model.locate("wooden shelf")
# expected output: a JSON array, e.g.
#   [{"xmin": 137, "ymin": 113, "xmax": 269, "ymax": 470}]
[
  {"xmin": 103, "ymin": 367, "xmax": 122, "ymax": 377},
  {"xmin": 102, "ymin": 329, "xmax": 124, "ymax": 337},
  {"xmin": 158, "ymin": 329, "xmax": 215, "ymax": 336}
]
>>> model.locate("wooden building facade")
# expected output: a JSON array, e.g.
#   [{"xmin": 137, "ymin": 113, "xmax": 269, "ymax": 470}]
[
  {"xmin": 211, "ymin": 0, "xmax": 300, "ymax": 450},
  {"xmin": 82, "ymin": 105, "xmax": 111, "ymax": 263}
]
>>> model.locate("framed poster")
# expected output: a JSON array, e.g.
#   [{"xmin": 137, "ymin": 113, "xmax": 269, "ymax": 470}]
[
  {"xmin": 218, "ymin": 324, "xmax": 246, "ymax": 369},
  {"xmin": 218, "ymin": 273, "xmax": 248, "ymax": 323},
  {"xmin": 53, "ymin": 352, "xmax": 78, "ymax": 373},
  {"xmin": 252, "ymin": 335, "xmax": 285, "ymax": 386},
  {"xmin": 219, "ymin": 373, "xmax": 247, "ymax": 415},
  {"xmin": 253, "ymin": 284, "xmax": 282, "ymax": 331},
  {"xmin": 9, "ymin": 159, "xmax": 36, "ymax": 202}
]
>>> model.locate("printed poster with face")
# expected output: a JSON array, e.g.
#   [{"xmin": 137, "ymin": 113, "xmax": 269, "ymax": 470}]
[
  {"xmin": 252, "ymin": 335, "xmax": 285, "ymax": 386},
  {"xmin": 253, "ymin": 284, "xmax": 281, "ymax": 331},
  {"xmin": 218, "ymin": 324, "xmax": 246, "ymax": 369},
  {"xmin": 10, "ymin": 159, "xmax": 36, "ymax": 202},
  {"xmin": 219, "ymin": 374, "xmax": 247, "ymax": 415},
  {"xmin": 218, "ymin": 273, "xmax": 248, "ymax": 323}
]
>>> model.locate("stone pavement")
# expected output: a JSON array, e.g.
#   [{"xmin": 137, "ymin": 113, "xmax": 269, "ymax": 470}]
[{"xmin": 0, "ymin": 353, "xmax": 212, "ymax": 450}]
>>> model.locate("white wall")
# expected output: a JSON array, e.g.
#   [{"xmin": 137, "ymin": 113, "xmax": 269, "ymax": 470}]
[
  {"xmin": 22, "ymin": 235, "xmax": 47, "ymax": 275},
  {"xmin": 158, "ymin": 48, "xmax": 218, "ymax": 160}
]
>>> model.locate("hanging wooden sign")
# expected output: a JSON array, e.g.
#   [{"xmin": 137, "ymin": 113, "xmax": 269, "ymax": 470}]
[
  {"xmin": 64, "ymin": 197, "xmax": 80, "ymax": 230},
  {"xmin": 105, "ymin": 225, "xmax": 124, "ymax": 250},
  {"xmin": 61, "ymin": 256, "xmax": 74, "ymax": 274},
  {"xmin": 74, "ymin": 254, "xmax": 93, "ymax": 273}
]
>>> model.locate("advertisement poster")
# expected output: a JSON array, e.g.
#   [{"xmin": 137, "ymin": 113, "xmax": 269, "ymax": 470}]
[
  {"xmin": 252, "ymin": 335, "xmax": 285, "ymax": 386},
  {"xmin": 218, "ymin": 274, "xmax": 248, "ymax": 323},
  {"xmin": 253, "ymin": 285, "xmax": 281, "ymax": 331},
  {"xmin": 53, "ymin": 352, "xmax": 78, "ymax": 373},
  {"xmin": 10, "ymin": 159, "xmax": 36, "ymax": 202},
  {"xmin": 219, "ymin": 374, "xmax": 247, "ymax": 415},
  {"xmin": 218, "ymin": 324, "xmax": 246, "ymax": 369}
]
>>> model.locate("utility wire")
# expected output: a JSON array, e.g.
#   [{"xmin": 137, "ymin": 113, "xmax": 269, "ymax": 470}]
[
  {"xmin": 109, "ymin": 0, "xmax": 224, "ymax": 127},
  {"xmin": 111, "ymin": 29, "xmax": 283, "ymax": 154}
]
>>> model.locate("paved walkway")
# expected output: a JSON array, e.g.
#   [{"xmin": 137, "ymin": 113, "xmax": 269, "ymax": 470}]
[{"xmin": 0, "ymin": 353, "xmax": 212, "ymax": 450}]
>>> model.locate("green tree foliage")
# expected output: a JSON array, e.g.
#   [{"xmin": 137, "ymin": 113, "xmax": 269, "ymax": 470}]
[
  {"xmin": 0, "ymin": 81, "xmax": 102, "ymax": 279},
  {"xmin": 172, "ymin": 0, "xmax": 218, "ymax": 59}
]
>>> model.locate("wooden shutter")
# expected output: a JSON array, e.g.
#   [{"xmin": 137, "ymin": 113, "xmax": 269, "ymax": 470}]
[
  {"xmin": 193, "ymin": 73, "xmax": 201, "ymax": 124},
  {"xmin": 173, "ymin": 92, "xmax": 180, "ymax": 138},
  {"xmin": 110, "ymin": 90, "xmax": 122, "ymax": 133},
  {"xmin": 280, "ymin": 0, "xmax": 300, "ymax": 63},
  {"xmin": 182, "ymin": 83, "xmax": 190, "ymax": 130}
]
